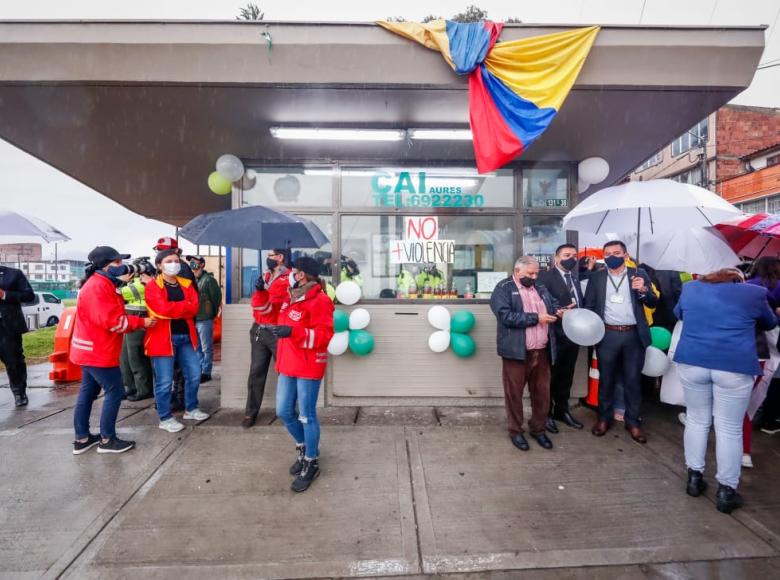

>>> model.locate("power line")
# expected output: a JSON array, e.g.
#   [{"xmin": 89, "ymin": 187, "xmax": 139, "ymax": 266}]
[{"xmin": 757, "ymin": 62, "xmax": 780, "ymax": 71}]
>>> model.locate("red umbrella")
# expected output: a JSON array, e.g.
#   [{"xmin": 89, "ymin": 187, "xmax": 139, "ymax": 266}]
[{"xmin": 715, "ymin": 213, "xmax": 780, "ymax": 259}]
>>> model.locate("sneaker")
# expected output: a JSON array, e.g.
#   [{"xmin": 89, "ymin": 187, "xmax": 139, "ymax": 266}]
[
  {"xmin": 200, "ymin": 374, "xmax": 212, "ymax": 383},
  {"xmin": 182, "ymin": 408, "xmax": 210, "ymax": 421},
  {"xmin": 289, "ymin": 445, "xmax": 306, "ymax": 475},
  {"xmin": 97, "ymin": 437, "xmax": 136, "ymax": 454},
  {"xmin": 159, "ymin": 417, "xmax": 185, "ymax": 433},
  {"xmin": 678, "ymin": 412, "xmax": 687, "ymax": 427},
  {"xmin": 291, "ymin": 458, "xmax": 320, "ymax": 493},
  {"xmin": 741, "ymin": 454, "xmax": 754, "ymax": 469},
  {"xmin": 761, "ymin": 419, "xmax": 780, "ymax": 435},
  {"xmin": 686, "ymin": 468, "xmax": 707, "ymax": 497},
  {"xmin": 716, "ymin": 483, "xmax": 744, "ymax": 514},
  {"xmin": 73, "ymin": 433, "xmax": 100, "ymax": 455}
]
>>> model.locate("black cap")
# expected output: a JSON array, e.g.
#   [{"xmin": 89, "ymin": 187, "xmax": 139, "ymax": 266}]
[
  {"xmin": 88, "ymin": 246, "xmax": 130, "ymax": 268},
  {"xmin": 185, "ymin": 255, "xmax": 205, "ymax": 263},
  {"xmin": 293, "ymin": 256, "xmax": 320, "ymax": 277}
]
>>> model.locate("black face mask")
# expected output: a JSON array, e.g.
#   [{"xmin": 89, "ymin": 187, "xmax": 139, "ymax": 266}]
[
  {"xmin": 266, "ymin": 257, "xmax": 279, "ymax": 270},
  {"xmin": 560, "ymin": 257, "xmax": 577, "ymax": 271},
  {"xmin": 519, "ymin": 276, "xmax": 536, "ymax": 288}
]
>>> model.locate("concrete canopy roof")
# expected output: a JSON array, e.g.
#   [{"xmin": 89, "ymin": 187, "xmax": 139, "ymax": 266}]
[{"xmin": 0, "ymin": 21, "xmax": 766, "ymax": 224}]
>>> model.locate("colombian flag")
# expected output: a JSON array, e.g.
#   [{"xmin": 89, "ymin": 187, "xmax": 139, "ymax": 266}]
[{"xmin": 378, "ymin": 21, "xmax": 600, "ymax": 173}]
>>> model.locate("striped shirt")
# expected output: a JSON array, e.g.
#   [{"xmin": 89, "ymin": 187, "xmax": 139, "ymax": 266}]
[{"xmin": 514, "ymin": 276, "xmax": 549, "ymax": 350}]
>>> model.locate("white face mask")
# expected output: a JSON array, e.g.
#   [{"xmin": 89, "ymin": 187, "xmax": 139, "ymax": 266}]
[
  {"xmin": 162, "ymin": 262, "xmax": 181, "ymax": 276},
  {"xmin": 289, "ymin": 271, "xmax": 298, "ymax": 288}
]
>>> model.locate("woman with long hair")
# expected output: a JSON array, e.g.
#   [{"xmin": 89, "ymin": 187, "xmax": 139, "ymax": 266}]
[
  {"xmin": 264, "ymin": 256, "xmax": 334, "ymax": 493},
  {"xmin": 673, "ymin": 268, "xmax": 777, "ymax": 513}
]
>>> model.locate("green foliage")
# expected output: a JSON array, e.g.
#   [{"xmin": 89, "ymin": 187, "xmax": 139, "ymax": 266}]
[
  {"xmin": 237, "ymin": 2, "xmax": 264, "ymax": 20},
  {"xmin": 451, "ymin": 5, "xmax": 488, "ymax": 23},
  {"xmin": 422, "ymin": 15, "xmax": 441, "ymax": 23}
]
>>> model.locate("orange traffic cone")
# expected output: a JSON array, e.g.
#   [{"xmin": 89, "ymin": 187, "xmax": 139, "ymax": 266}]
[{"xmin": 586, "ymin": 351, "xmax": 599, "ymax": 407}]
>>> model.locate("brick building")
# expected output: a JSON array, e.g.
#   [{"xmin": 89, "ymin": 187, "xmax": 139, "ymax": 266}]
[{"xmin": 0, "ymin": 242, "xmax": 42, "ymax": 263}]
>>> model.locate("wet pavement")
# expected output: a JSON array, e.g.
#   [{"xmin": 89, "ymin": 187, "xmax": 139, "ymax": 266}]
[{"xmin": 1, "ymin": 366, "xmax": 778, "ymax": 579}]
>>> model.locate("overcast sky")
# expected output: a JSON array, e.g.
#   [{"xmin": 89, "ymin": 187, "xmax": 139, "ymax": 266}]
[{"xmin": 0, "ymin": 0, "xmax": 778, "ymax": 260}]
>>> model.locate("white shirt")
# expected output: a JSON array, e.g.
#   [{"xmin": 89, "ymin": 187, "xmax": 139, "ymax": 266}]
[
  {"xmin": 556, "ymin": 266, "xmax": 579, "ymax": 307},
  {"xmin": 603, "ymin": 269, "xmax": 637, "ymax": 325}
]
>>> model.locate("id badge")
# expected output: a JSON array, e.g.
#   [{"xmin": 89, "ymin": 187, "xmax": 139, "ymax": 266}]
[{"xmin": 610, "ymin": 294, "xmax": 624, "ymax": 304}]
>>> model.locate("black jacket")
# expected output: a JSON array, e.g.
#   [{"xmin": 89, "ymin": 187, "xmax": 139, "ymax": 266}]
[
  {"xmin": 538, "ymin": 268, "xmax": 584, "ymax": 340},
  {"xmin": 490, "ymin": 277, "xmax": 560, "ymax": 363},
  {"xmin": 583, "ymin": 266, "xmax": 659, "ymax": 348},
  {"xmin": 0, "ymin": 266, "xmax": 35, "ymax": 335}
]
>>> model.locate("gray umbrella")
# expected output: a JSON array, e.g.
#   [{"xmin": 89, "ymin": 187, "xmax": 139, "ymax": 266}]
[
  {"xmin": 0, "ymin": 211, "xmax": 70, "ymax": 243},
  {"xmin": 179, "ymin": 206, "xmax": 328, "ymax": 250}
]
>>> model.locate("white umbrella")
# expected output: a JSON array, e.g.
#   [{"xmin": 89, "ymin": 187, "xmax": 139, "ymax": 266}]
[
  {"xmin": 637, "ymin": 227, "xmax": 739, "ymax": 273},
  {"xmin": 0, "ymin": 211, "xmax": 70, "ymax": 243},
  {"xmin": 563, "ymin": 180, "xmax": 741, "ymax": 261}
]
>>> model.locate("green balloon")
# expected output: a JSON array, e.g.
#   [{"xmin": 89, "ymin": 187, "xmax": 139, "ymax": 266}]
[
  {"xmin": 450, "ymin": 310, "xmax": 476, "ymax": 334},
  {"xmin": 208, "ymin": 171, "xmax": 232, "ymax": 195},
  {"xmin": 451, "ymin": 332, "xmax": 476, "ymax": 358},
  {"xmin": 334, "ymin": 309, "xmax": 349, "ymax": 333},
  {"xmin": 650, "ymin": 326, "xmax": 672, "ymax": 351},
  {"xmin": 348, "ymin": 329, "xmax": 374, "ymax": 356}
]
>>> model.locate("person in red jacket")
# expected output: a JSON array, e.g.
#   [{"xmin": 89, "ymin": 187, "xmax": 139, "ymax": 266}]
[
  {"xmin": 71, "ymin": 246, "xmax": 157, "ymax": 455},
  {"xmin": 145, "ymin": 249, "xmax": 209, "ymax": 433},
  {"xmin": 263, "ymin": 256, "xmax": 334, "ymax": 493},
  {"xmin": 243, "ymin": 249, "xmax": 289, "ymax": 429}
]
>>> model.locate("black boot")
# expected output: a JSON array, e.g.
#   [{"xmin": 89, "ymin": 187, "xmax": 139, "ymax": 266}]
[
  {"xmin": 716, "ymin": 484, "xmax": 744, "ymax": 514},
  {"xmin": 291, "ymin": 458, "xmax": 320, "ymax": 493},
  {"xmin": 289, "ymin": 445, "xmax": 305, "ymax": 475},
  {"xmin": 14, "ymin": 391, "xmax": 28, "ymax": 407},
  {"xmin": 686, "ymin": 468, "xmax": 707, "ymax": 497}
]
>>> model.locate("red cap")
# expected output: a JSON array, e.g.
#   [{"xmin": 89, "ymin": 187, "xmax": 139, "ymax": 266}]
[{"xmin": 154, "ymin": 236, "xmax": 178, "ymax": 250}]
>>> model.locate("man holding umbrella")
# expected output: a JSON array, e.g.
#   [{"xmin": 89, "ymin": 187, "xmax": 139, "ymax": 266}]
[{"xmin": 0, "ymin": 264, "xmax": 35, "ymax": 407}]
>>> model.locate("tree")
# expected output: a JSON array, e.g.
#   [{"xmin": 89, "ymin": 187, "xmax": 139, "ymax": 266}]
[
  {"xmin": 451, "ymin": 5, "xmax": 488, "ymax": 23},
  {"xmin": 506, "ymin": 17, "xmax": 523, "ymax": 24},
  {"xmin": 237, "ymin": 2, "xmax": 264, "ymax": 20},
  {"xmin": 386, "ymin": 17, "xmax": 406, "ymax": 22},
  {"xmin": 422, "ymin": 14, "xmax": 441, "ymax": 23}
]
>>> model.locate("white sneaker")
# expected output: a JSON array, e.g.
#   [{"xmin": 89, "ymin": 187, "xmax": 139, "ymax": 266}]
[
  {"xmin": 182, "ymin": 408, "xmax": 210, "ymax": 421},
  {"xmin": 678, "ymin": 412, "xmax": 687, "ymax": 426},
  {"xmin": 741, "ymin": 454, "xmax": 754, "ymax": 469},
  {"xmin": 159, "ymin": 418, "xmax": 185, "ymax": 433}
]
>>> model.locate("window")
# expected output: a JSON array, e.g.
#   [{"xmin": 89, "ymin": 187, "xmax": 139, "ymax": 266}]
[
  {"xmin": 768, "ymin": 154, "xmax": 780, "ymax": 168},
  {"xmin": 671, "ymin": 119, "xmax": 708, "ymax": 157},
  {"xmin": 34, "ymin": 264, "xmax": 44, "ymax": 271},
  {"xmin": 242, "ymin": 167, "xmax": 333, "ymax": 207},
  {"xmin": 22, "ymin": 294, "xmax": 39, "ymax": 306},
  {"xmin": 739, "ymin": 198, "xmax": 767, "ymax": 214},
  {"xmin": 766, "ymin": 195, "xmax": 780, "ymax": 214},
  {"xmin": 523, "ymin": 216, "xmax": 566, "ymax": 269},
  {"xmin": 522, "ymin": 167, "xmax": 569, "ymax": 208},
  {"xmin": 671, "ymin": 166, "xmax": 704, "ymax": 187},
  {"xmin": 33, "ymin": 274, "xmax": 43, "ymax": 280},
  {"xmin": 59, "ymin": 265, "xmax": 68, "ymax": 270},
  {"xmin": 42, "ymin": 293, "xmax": 61, "ymax": 304},
  {"xmin": 635, "ymin": 152, "xmax": 662, "ymax": 172}
]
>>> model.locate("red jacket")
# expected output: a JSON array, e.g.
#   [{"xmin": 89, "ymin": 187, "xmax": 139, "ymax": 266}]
[
  {"xmin": 144, "ymin": 275, "xmax": 200, "ymax": 357},
  {"xmin": 275, "ymin": 284, "xmax": 334, "ymax": 380},
  {"xmin": 251, "ymin": 268, "xmax": 289, "ymax": 325},
  {"xmin": 70, "ymin": 273, "xmax": 145, "ymax": 367}
]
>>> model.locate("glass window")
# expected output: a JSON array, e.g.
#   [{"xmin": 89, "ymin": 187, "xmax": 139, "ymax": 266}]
[
  {"xmin": 635, "ymin": 152, "xmax": 662, "ymax": 172},
  {"xmin": 43, "ymin": 293, "xmax": 60, "ymax": 304},
  {"xmin": 523, "ymin": 216, "xmax": 565, "ymax": 270},
  {"xmin": 242, "ymin": 167, "xmax": 333, "ymax": 207},
  {"xmin": 341, "ymin": 214, "xmax": 515, "ymax": 299},
  {"xmin": 522, "ymin": 167, "xmax": 569, "ymax": 208},
  {"xmin": 341, "ymin": 167, "xmax": 514, "ymax": 208},
  {"xmin": 671, "ymin": 119, "xmax": 708, "ymax": 157},
  {"xmin": 739, "ymin": 199, "xmax": 766, "ymax": 214}
]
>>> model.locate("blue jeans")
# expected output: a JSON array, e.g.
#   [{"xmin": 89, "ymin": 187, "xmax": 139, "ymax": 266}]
[
  {"xmin": 678, "ymin": 363, "xmax": 754, "ymax": 489},
  {"xmin": 151, "ymin": 334, "xmax": 201, "ymax": 421},
  {"xmin": 196, "ymin": 319, "xmax": 214, "ymax": 375},
  {"xmin": 73, "ymin": 366, "xmax": 125, "ymax": 439},
  {"xmin": 276, "ymin": 374, "xmax": 322, "ymax": 459}
]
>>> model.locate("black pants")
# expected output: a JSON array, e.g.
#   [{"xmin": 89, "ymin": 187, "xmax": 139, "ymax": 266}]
[
  {"xmin": 763, "ymin": 378, "xmax": 780, "ymax": 424},
  {"xmin": 596, "ymin": 329, "xmax": 645, "ymax": 428},
  {"xmin": 0, "ymin": 327, "xmax": 27, "ymax": 397},
  {"xmin": 120, "ymin": 328, "xmax": 153, "ymax": 398},
  {"xmin": 245, "ymin": 323, "xmax": 278, "ymax": 418},
  {"xmin": 550, "ymin": 334, "xmax": 579, "ymax": 416}
]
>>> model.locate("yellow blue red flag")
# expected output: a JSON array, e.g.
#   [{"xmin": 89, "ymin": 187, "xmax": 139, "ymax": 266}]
[{"xmin": 378, "ymin": 20, "xmax": 600, "ymax": 173}]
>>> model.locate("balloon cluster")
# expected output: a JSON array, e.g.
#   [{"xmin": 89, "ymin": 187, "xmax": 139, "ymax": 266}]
[
  {"xmin": 642, "ymin": 326, "xmax": 673, "ymax": 377},
  {"xmin": 328, "ymin": 308, "xmax": 375, "ymax": 357},
  {"xmin": 208, "ymin": 154, "xmax": 256, "ymax": 195},
  {"xmin": 427, "ymin": 306, "xmax": 477, "ymax": 358}
]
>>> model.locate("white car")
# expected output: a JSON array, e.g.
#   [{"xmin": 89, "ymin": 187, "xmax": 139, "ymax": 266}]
[{"xmin": 21, "ymin": 292, "xmax": 65, "ymax": 327}]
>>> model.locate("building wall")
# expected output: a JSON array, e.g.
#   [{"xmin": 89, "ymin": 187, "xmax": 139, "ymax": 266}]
[
  {"xmin": 0, "ymin": 243, "xmax": 42, "ymax": 262},
  {"xmin": 715, "ymin": 105, "xmax": 780, "ymax": 183}
]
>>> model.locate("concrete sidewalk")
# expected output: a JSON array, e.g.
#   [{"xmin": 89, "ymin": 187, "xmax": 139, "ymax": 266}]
[{"xmin": 1, "ymin": 373, "xmax": 778, "ymax": 579}]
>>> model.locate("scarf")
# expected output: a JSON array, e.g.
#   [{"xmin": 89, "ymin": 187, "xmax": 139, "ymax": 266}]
[{"xmin": 289, "ymin": 280, "xmax": 318, "ymax": 303}]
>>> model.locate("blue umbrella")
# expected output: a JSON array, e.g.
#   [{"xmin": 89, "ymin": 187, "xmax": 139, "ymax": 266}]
[{"xmin": 179, "ymin": 206, "xmax": 328, "ymax": 250}]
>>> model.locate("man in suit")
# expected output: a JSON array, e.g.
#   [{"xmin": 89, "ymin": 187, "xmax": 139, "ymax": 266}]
[
  {"xmin": 490, "ymin": 256, "xmax": 563, "ymax": 451},
  {"xmin": 584, "ymin": 241, "xmax": 658, "ymax": 443},
  {"xmin": 0, "ymin": 265, "xmax": 35, "ymax": 407},
  {"xmin": 539, "ymin": 244, "xmax": 584, "ymax": 431}
]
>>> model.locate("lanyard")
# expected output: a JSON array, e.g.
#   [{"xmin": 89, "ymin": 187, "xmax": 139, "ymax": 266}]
[{"xmin": 608, "ymin": 273, "xmax": 626, "ymax": 293}]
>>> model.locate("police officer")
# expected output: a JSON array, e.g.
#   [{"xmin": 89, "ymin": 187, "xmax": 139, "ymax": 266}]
[
  {"xmin": 0, "ymin": 264, "xmax": 35, "ymax": 407},
  {"xmin": 120, "ymin": 273, "xmax": 155, "ymax": 401}
]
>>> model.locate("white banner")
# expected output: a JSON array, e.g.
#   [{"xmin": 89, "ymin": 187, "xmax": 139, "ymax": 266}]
[{"xmin": 388, "ymin": 239, "xmax": 455, "ymax": 264}]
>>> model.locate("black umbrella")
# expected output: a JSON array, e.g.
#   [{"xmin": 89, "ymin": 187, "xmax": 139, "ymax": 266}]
[{"xmin": 179, "ymin": 206, "xmax": 329, "ymax": 250}]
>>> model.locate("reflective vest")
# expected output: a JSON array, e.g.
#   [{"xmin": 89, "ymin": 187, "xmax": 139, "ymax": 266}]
[
  {"xmin": 341, "ymin": 266, "xmax": 363, "ymax": 287},
  {"xmin": 120, "ymin": 278, "xmax": 147, "ymax": 315},
  {"xmin": 416, "ymin": 271, "xmax": 442, "ymax": 289},
  {"xmin": 396, "ymin": 270, "xmax": 415, "ymax": 293},
  {"xmin": 325, "ymin": 282, "xmax": 336, "ymax": 302}
]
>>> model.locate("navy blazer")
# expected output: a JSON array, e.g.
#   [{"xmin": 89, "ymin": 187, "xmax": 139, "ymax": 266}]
[
  {"xmin": 538, "ymin": 268, "xmax": 584, "ymax": 339},
  {"xmin": 0, "ymin": 266, "xmax": 35, "ymax": 335},
  {"xmin": 490, "ymin": 277, "xmax": 560, "ymax": 363},
  {"xmin": 583, "ymin": 266, "xmax": 658, "ymax": 348}
]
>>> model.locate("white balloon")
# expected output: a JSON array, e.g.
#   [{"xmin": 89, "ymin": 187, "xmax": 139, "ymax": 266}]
[
  {"xmin": 642, "ymin": 346, "xmax": 671, "ymax": 377},
  {"xmin": 578, "ymin": 157, "xmax": 610, "ymax": 186},
  {"xmin": 427, "ymin": 305, "xmax": 451, "ymax": 330},
  {"xmin": 562, "ymin": 308, "xmax": 605, "ymax": 346},
  {"xmin": 577, "ymin": 179, "xmax": 590, "ymax": 194},
  {"xmin": 240, "ymin": 168, "xmax": 257, "ymax": 190},
  {"xmin": 428, "ymin": 330, "xmax": 451, "ymax": 353},
  {"xmin": 349, "ymin": 308, "xmax": 371, "ymax": 330},
  {"xmin": 327, "ymin": 331, "xmax": 350, "ymax": 356},
  {"xmin": 335, "ymin": 281, "xmax": 362, "ymax": 305},
  {"xmin": 216, "ymin": 154, "xmax": 245, "ymax": 182}
]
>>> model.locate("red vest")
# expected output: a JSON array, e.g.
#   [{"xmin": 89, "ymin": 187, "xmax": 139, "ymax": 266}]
[{"xmin": 143, "ymin": 275, "xmax": 200, "ymax": 357}]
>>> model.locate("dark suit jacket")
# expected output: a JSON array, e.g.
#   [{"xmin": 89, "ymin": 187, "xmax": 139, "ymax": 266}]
[
  {"xmin": 538, "ymin": 268, "xmax": 584, "ymax": 339},
  {"xmin": 583, "ymin": 266, "xmax": 658, "ymax": 348},
  {"xmin": 0, "ymin": 266, "xmax": 35, "ymax": 335}
]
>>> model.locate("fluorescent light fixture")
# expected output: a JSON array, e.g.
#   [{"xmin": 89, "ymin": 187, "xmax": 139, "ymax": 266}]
[
  {"xmin": 270, "ymin": 127, "xmax": 406, "ymax": 141},
  {"xmin": 408, "ymin": 128, "xmax": 473, "ymax": 140},
  {"xmin": 302, "ymin": 169, "xmax": 334, "ymax": 176}
]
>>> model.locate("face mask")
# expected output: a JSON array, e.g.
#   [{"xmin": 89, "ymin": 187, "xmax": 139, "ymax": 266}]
[
  {"xmin": 106, "ymin": 264, "xmax": 128, "ymax": 278},
  {"xmin": 289, "ymin": 272, "xmax": 299, "ymax": 288},
  {"xmin": 604, "ymin": 256, "xmax": 625, "ymax": 270},
  {"xmin": 519, "ymin": 276, "xmax": 536, "ymax": 288},
  {"xmin": 188, "ymin": 261, "xmax": 200, "ymax": 270},
  {"xmin": 560, "ymin": 257, "xmax": 577, "ymax": 271},
  {"xmin": 162, "ymin": 262, "xmax": 181, "ymax": 276},
  {"xmin": 266, "ymin": 257, "xmax": 279, "ymax": 270}
]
